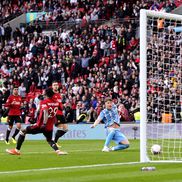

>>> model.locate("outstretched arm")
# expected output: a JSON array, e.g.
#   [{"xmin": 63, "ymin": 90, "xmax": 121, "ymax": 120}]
[{"xmin": 91, "ymin": 117, "xmax": 102, "ymax": 128}]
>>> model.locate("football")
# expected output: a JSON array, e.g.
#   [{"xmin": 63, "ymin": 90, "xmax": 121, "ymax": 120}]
[{"xmin": 151, "ymin": 144, "xmax": 161, "ymax": 155}]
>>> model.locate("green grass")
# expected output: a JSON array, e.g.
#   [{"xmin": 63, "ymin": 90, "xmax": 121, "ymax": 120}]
[{"xmin": 0, "ymin": 140, "xmax": 182, "ymax": 182}]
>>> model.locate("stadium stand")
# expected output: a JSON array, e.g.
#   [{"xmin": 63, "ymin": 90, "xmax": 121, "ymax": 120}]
[{"xmin": 0, "ymin": 0, "xmax": 181, "ymax": 123}]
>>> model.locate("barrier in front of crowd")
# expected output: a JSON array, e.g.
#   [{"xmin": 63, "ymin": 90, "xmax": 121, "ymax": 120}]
[
  {"xmin": 0, "ymin": 124, "xmax": 139, "ymax": 140},
  {"xmin": 0, "ymin": 123, "xmax": 181, "ymax": 140}
]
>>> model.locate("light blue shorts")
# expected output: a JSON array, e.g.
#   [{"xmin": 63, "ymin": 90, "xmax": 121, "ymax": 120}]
[{"xmin": 106, "ymin": 128, "xmax": 127, "ymax": 144}]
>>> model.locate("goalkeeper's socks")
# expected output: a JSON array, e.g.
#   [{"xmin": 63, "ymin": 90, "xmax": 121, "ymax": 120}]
[
  {"xmin": 16, "ymin": 133, "xmax": 25, "ymax": 150},
  {"xmin": 12, "ymin": 128, "xmax": 20, "ymax": 139},
  {"xmin": 111, "ymin": 144, "xmax": 129, "ymax": 151},
  {"xmin": 104, "ymin": 129, "xmax": 115, "ymax": 147},
  {"xmin": 5, "ymin": 127, "xmax": 11, "ymax": 142},
  {"xmin": 54, "ymin": 129, "xmax": 68, "ymax": 143}
]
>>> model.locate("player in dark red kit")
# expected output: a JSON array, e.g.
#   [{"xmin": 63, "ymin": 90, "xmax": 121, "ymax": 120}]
[
  {"xmin": 52, "ymin": 81, "xmax": 68, "ymax": 147},
  {"xmin": 6, "ymin": 88, "xmax": 68, "ymax": 155},
  {"xmin": 4, "ymin": 86, "xmax": 22, "ymax": 144}
]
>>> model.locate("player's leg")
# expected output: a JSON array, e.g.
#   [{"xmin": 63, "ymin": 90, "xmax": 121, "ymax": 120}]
[
  {"xmin": 44, "ymin": 130, "xmax": 68, "ymax": 155},
  {"xmin": 54, "ymin": 115, "xmax": 68, "ymax": 145},
  {"xmin": 102, "ymin": 128, "xmax": 116, "ymax": 152},
  {"xmin": 11, "ymin": 116, "xmax": 22, "ymax": 143},
  {"xmin": 5, "ymin": 116, "xmax": 13, "ymax": 144},
  {"xmin": 16, "ymin": 126, "xmax": 45, "ymax": 152},
  {"xmin": 6, "ymin": 128, "xmax": 26, "ymax": 155},
  {"xmin": 15, "ymin": 129, "xmax": 26, "ymax": 151},
  {"xmin": 6, "ymin": 125, "xmax": 41, "ymax": 155},
  {"xmin": 111, "ymin": 130, "xmax": 129, "ymax": 151}
]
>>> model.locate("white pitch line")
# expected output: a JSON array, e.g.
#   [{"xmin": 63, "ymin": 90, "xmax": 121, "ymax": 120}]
[{"xmin": 0, "ymin": 162, "xmax": 140, "ymax": 175}]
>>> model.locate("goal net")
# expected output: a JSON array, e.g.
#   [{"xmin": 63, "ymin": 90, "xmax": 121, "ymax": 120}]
[{"xmin": 140, "ymin": 10, "xmax": 182, "ymax": 162}]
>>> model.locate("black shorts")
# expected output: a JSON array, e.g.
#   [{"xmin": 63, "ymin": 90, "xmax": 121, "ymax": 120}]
[
  {"xmin": 8, "ymin": 116, "xmax": 22, "ymax": 126},
  {"xmin": 55, "ymin": 115, "xmax": 67, "ymax": 126},
  {"xmin": 26, "ymin": 125, "xmax": 53, "ymax": 141}
]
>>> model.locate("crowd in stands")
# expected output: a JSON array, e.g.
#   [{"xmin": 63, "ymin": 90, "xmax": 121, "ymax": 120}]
[
  {"xmin": 0, "ymin": 0, "xmax": 181, "ymax": 24},
  {"xmin": 147, "ymin": 16, "xmax": 181, "ymax": 123},
  {"xmin": 0, "ymin": 0, "xmax": 22, "ymax": 24},
  {"xmin": 0, "ymin": 0, "xmax": 181, "ymax": 124}
]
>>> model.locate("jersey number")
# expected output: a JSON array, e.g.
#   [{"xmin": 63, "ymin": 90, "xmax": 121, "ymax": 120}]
[{"xmin": 48, "ymin": 107, "xmax": 58, "ymax": 118}]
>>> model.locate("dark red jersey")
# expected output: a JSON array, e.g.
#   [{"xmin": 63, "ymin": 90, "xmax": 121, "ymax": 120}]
[
  {"xmin": 36, "ymin": 98, "xmax": 60, "ymax": 131},
  {"xmin": 52, "ymin": 92, "xmax": 63, "ymax": 115},
  {"xmin": 5, "ymin": 95, "xmax": 22, "ymax": 116}
]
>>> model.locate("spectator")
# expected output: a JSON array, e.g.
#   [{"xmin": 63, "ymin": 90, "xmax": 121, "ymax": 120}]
[
  {"xmin": 18, "ymin": 82, "xmax": 26, "ymax": 98},
  {"xmin": 4, "ymin": 23, "xmax": 12, "ymax": 41}
]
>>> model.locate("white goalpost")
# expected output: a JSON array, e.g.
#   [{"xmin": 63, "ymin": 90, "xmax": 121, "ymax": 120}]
[{"xmin": 140, "ymin": 9, "xmax": 182, "ymax": 162}]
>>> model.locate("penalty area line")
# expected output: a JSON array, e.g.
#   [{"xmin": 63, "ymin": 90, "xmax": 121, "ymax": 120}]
[{"xmin": 0, "ymin": 162, "xmax": 140, "ymax": 174}]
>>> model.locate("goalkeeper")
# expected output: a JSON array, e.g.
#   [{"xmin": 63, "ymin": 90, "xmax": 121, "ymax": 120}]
[{"xmin": 91, "ymin": 97, "xmax": 129, "ymax": 152}]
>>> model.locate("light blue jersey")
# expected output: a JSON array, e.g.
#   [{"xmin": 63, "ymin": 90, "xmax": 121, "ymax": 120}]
[
  {"xmin": 99, "ymin": 104, "xmax": 127, "ymax": 145},
  {"xmin": 98, "ymin": 104, "xmax": 120, "ymax": 128}
]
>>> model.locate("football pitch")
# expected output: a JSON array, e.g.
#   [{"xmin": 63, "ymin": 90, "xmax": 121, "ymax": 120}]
[{"xmin": 0, "ymin": 140, "xmax": 182, "ymax": 182}]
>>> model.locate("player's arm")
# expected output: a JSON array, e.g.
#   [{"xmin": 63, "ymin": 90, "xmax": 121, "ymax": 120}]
[
  {"xmin": 91, "ymin": 111, "xmax": 104, "ymax": 128},
  {"xmin": 43, "ymin": 109, "xmax": 49, "ymax": 125},
  {"xmin": 41, "ymin": 102, "xmax": 49, "ymax": 125},
  {"xmin": 4, "ymin": 97, "xmax": 12, "ymax": 108},
  {"xmin": 91, "ymin": 117, "xmax": 102, "ymax": 128},
  {"xmin": 3, "ymin": 97, "xmax": 12, "ymax": 117}
]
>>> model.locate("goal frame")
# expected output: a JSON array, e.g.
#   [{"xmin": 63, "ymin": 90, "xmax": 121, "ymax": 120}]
[{"xmin": 140, "ymin": 9, "xmax": 182, "ymax": 163}]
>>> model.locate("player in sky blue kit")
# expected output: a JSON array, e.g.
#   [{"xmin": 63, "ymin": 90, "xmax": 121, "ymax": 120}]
[{"xmin": 91, "ymin": 97, "xmax": 129, "ymax": 152}]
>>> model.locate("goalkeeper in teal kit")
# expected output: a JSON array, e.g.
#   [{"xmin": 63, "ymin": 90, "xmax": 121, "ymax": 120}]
[{"xmin": 91, "ymin": 97, "xmax": 129, "ymax": 152}]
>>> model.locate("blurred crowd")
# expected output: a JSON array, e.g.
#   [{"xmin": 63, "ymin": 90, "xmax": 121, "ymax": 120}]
[
  {"xmin": 147, "ymin": 15, "xmax": 182, "ymax": 123},
  {"xmin": 0, "ymin": 0, "xmax": 181, "ymax": 123},
  {"xmin": 0, "ymin": 0, "xmax": 180, "ymax": 24}
]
